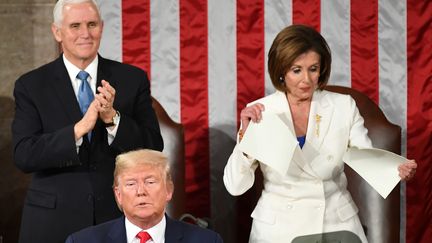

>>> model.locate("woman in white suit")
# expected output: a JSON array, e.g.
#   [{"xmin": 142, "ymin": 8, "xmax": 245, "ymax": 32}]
[{"xmin": 223, "ymin": 25, "xmax": 417, "ymax": 243}]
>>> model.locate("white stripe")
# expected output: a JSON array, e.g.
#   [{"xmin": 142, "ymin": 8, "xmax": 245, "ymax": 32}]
[
  {"xmin": 208, "ymin": 1, "xmax": 237, "ymax": 241},
  {"xmin": 264, "ymin": 0, "xmax": 293, "ymax": 95},
  {"xmin": 150, "ymin": 0, "xmax": 181, "ymax": 122},
  {"xmin": 97, "ymin": 0, "xmax": 122, "ymax": 62},
  {"xmin": 208, "ymin": 0, "xmax": 237, "ymax": 139},
  {"xmin": 378, "ymin": 1, "xmax": 408, "ymax": 242},
  {"xmin": 378, "ymin": 0, "xmax": 407, "ymax": 155},
  {"xmin": 321, "ymin": 0, "xmax": 351, "ymax": 87}
]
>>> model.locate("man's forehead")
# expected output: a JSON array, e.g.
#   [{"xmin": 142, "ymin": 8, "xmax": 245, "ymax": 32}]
[
  {"xmin": 120, "ymin": 165, "xmax": 163, "ymax": 179},
  {"xmin": 62, "ymin": 3, "xmax": 100, "ymax": 22}
]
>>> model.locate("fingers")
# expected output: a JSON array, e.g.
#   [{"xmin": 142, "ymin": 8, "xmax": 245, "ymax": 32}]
[
  {"xmin": 74, "ymin": 101, "xmax": 99, "ymax": 139},
  {"xmin": 240, "ymin": 103, "xmax": 265, "ymax": 131},
  {"xmin": 240, "ymin": 103, "xmax": 265, "ymax": 123},
  {"xmin": 398, "ymin": 159, "xmax": 417, "ymax": 181},
  {"xmin": 96, "ymin": 80, "xmax": 116, "ymax": 110}
]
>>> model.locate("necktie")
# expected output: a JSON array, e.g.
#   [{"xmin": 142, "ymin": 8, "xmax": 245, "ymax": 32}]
[
  {"xmin": 77, "ymin": 71, "xmax": 94, "ymax": 114},
  {"xmin": 136, "ymin": 231, "xmax": 152, "ymax": 243},
  {"xmin": 77, "ymin": 71, "xmax": 94, "ymax": 140}
]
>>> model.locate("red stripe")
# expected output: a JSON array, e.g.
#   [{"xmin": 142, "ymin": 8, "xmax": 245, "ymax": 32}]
[
  {"xmin": 406, "ymin": 1, "xmax": 432, "ymax": 242},
  {"xmin": 350, "ymin": 0, "xmax": 379, "ymax": 103},
  {"xmin": 122, "ymin": 0, "xmax": 151, "ymax": 79},
  {"xmin": 292, "ymin": 0, "xmax": 321, "ymax": 31},
  {"xmin": 236, "ymin": 2, "xmax": 265, "ymax": 240},
  {"xmin": 236, "ymin": 0, "xmax": 265, "ymax": 127},
  {"xmin": 179, "ymin": 0, "xmax": 209, "ymax": 217}
]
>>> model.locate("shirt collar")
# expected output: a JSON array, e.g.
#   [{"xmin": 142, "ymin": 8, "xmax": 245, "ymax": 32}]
[
  {"xmin": 63, "ymin": 54, "xmax": 98, "ymax": 91},
  {"xmin": 125, "ymin": 215, "xmax": 166, "ymax": 243}
]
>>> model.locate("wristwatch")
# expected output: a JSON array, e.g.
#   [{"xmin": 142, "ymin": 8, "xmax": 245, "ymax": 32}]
[{"xmin": 105, "ymin": 110, "xmax": 120, "ymax": 127}]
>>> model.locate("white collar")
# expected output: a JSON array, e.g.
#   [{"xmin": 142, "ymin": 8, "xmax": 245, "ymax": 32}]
[
  {"xmin": 125, "ymin": 215, "xmax": 166, "ymax": 243},
  {"xmin": 63, "ymin": 54, "xmax": 98, "ymax": 94}
]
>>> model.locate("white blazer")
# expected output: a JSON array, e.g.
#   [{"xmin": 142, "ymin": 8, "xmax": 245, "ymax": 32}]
[{"xmin": 223, "ymin": 90, "xmax": 372, "ymax": 243}]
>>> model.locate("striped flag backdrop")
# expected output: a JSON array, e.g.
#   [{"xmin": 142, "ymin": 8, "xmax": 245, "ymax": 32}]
[{"xmin": 97, "ymin": 0, "xmax": 432, "ymax": 242}]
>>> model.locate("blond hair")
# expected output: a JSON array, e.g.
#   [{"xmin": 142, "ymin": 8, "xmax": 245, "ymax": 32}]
[{"xmin": 113, "ymin": 149, "xmax": 173, "ymax": 187}]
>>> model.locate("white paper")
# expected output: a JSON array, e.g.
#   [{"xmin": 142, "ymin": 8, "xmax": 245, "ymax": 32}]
[
  {"xmin": 238, "ymin": 112, "xmax": 297, "ymax": 174},
  {"xmin": 343, "ymin": 147, "xmax": 406, "ymax": 199}
]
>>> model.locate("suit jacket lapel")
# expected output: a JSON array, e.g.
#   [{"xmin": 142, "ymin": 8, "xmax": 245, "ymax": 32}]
[
  {"xmin": 107, "ymin": 216, "xmax": 127, "ymax": 242},
  {"xmin": 304, "ymin": 90, "xmax": 334, "ymax": 152},
  {"xmin": 50, "ymin": 56, "xmax": 83, "ymax": 123},
  {"xmin": 97, "ymin": 55, "xmax": 115, "ymax": 89},
  {"xmin": 269, "ymin": 92, "xmax": 317, "ymax": 177},
  {"xmin": 165, "ymin": 215, "xmax": 183, "ymax": 243}
]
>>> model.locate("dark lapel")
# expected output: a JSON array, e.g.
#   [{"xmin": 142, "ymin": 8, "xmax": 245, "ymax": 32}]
[
  {"xmin": 106, "ymin": 216, "xmax": 127, "ymax": 242},
  {"xmin": 50, "ymin": 56, "xmax": 83, "ymax": 123},
  {"xmin": 165, "ymin": 215, "xmax": 183, "ymax": 243},
  {"xmin": 96, "ymin": 55, "xmax": 116, "ymax": 90},
  {"xmin": 89, "ymin": 55, "xmax": 115, "ymax": 144}
]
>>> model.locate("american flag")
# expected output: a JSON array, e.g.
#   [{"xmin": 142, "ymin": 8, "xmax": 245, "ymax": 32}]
[{"xmin": 97, "ymin": 0, "xmax": 432, "ymax": 242}]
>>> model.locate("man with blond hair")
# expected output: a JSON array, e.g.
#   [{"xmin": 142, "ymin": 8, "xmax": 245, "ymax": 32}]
[{"xmin": 65, "ymin": 149, "xmax": 223, "ymax": 243}]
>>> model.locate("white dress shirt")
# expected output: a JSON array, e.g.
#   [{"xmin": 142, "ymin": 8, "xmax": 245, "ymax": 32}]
[{"xmin": 125, "ymin": 216, "xmax": 166, "ymax": 243}]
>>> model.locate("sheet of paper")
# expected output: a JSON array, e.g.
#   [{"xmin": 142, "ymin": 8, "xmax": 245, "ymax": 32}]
[
  {"xmin": 238, "ymin": 112, "xmax": 297, "ymax": 174},
  {"xmin": 343, "ymin": 147, "xmax": 406, "ymax": 199}
]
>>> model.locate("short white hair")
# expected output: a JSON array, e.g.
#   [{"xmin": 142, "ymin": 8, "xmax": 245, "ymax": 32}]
[{"xmin": 53, "ymin": 0, "xmax": 101, "ymax": 27}]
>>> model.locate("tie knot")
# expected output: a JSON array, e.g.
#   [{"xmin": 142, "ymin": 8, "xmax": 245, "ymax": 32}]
[
  {"xmin": 136, "ymin": 231, "xmax": 151, "ymax": 243},
  {"xmin": 77, "ymin": 70, "xmax": 89, "ymax": 81}
]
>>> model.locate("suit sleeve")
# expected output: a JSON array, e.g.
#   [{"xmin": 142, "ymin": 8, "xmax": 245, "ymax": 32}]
[
  {"xmin": 347, "ymin": 96, "xmax": 373, "ymax": 149},
  {"xmin": 109, "ymin": 70, "xmax": 163, "ymax": 152},
  {"xmin": 12, "ymin": 77, "xmax": 80, "ymax": 173},
  {"xmin": 223, "ymin": 130, "xmax": 259, "ymax": 196}
]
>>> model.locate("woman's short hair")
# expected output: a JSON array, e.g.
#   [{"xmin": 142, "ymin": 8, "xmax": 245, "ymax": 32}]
[
  {"xmin": 268, "ymin": 24, "xmax": 332, "ymax": 92},
  {"xmin": 113, "ymin": 149, "xmax": 173, "ymax": 188},
  {"xmin": 53, "ymin": 0, "xmax": 101, "ymax": 27}
]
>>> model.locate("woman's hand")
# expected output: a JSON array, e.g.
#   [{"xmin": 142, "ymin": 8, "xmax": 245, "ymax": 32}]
[
  {"xmin": 398, "ymin": 159, "xmax": 417, "ymax": 181},
  {"xmin": 240, "ymin": 103, "xmax": 265, "ymax": 132}
]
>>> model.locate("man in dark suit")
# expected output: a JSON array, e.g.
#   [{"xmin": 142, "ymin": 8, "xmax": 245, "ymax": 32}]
[
  {"xmin": 11, "ymin": 1, "xmax": 163, "ymax": 243},
  {"xmin": 65, "ymin": 149, "xmax": 223, "ymax": 243}
]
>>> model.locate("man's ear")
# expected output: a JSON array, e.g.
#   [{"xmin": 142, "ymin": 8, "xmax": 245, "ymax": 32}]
[
  {"xmin": 113, "ymin": 186, "xmax": 122, "ymax": 204},
  {"xmin": 51, "ymin": 23, "xmax": 62, "ymax": 42},
  {"xmin": 166, "ymin": 181, "xmax": 174, "ymax": 202}
]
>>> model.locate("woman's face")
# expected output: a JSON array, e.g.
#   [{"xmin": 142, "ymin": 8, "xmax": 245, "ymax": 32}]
[{"xmin": 283, "ymin": 50, "xmax": 321, "ymax": 101}]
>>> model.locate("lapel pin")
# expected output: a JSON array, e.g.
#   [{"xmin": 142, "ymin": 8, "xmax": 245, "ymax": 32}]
[{"xmin": 315, "ymin": 114, "xmax": 322, "ymax": 137}]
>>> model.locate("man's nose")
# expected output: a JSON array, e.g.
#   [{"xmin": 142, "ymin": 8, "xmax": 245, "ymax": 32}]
[
  {"xmin": 79, "ymin": 26, "xmax": 90, "ymax": 37},
  {"xmin": 136, "ymin": 183, "xmax": 148, "ymax": 195}
]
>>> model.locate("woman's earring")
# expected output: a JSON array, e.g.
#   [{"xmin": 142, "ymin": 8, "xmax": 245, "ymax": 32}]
[{"xmin": 279, "ymin": 76, "xmax": 284, "ymax": 83}]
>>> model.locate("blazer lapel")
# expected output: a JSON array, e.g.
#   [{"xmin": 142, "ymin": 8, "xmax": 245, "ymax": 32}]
[
  {"xmin": 50, "ymin": 56, "xmax": 83, "ymax": 123},
  {"xmin": 304, "ymin": 90, "xmax": 334, "ymax": 152},
  {"xmin": 87, "ymin": 55, "xmax": 116, "ymax": 144},
  {"xmin": 268, "ymin": 92, "xmax": 317, "ymax": 177},
  {"xmin": 107, "ymin": 217, "xmax": 127, "ymax": 242},
  {"xmin": 97, "ymin": 55, "xmax": 115, "ymax": 89},
  {"xmin": 165, "ymin": 215, "xmax": 183, "ymax": 243}
]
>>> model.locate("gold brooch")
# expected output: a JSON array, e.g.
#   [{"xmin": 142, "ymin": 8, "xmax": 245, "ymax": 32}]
[{"xmin": 315, "ymin": 114, "xmax": 322, "ymax": 137}]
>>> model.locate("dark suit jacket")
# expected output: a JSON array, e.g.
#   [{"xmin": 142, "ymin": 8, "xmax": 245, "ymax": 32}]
[
  {"xmin": 12, "ymin": 55, "xmax": 163, "ymax": 243},
  {"xmin": 65, "ymin": 215, "xmax": 224, "ymax": 243}
]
